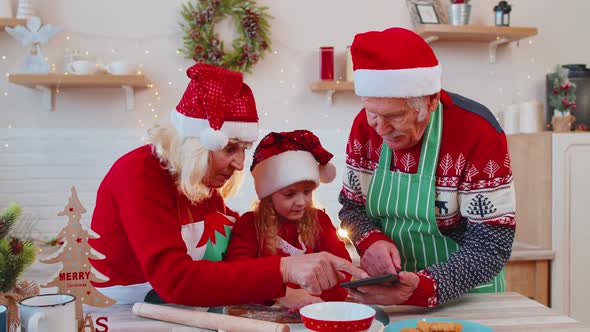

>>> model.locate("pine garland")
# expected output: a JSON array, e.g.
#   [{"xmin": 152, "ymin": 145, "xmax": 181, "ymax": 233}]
[
  {"xmin": 549, "ymin": 65, "xmax": 577, "ymax": 115},
  {"xmin": 0, "ymin": 203, "xmax": 36, "ymax": 293},
  {"xmin": 179, "ymin": 0, "xmax": 272, "ymax": 73}
]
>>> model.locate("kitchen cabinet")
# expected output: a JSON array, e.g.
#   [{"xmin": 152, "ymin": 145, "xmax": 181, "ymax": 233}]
[
  {"xmin": 505, "ymin": 242, "xmax": 554, "ymax": 306},
  {"xmin": 550, "ymin": 133, "xmax": 590, "ymax": 325}
]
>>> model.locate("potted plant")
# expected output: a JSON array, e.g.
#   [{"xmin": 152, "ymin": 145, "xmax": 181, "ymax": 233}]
[
  {"xmin": 449, "ymin": 0, "xmax": 472, "ymax": 25},
  {"xmin": 549, "ymin": 65, "xmax": 577, "ymax": 132},
  {"xmin": 0, "ymin": 203, "xmax": 38, "ymax": 332}
]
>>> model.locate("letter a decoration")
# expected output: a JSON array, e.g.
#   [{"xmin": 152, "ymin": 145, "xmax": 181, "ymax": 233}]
[{"xmin": 40, "ymin": 186, "xmax": 115, "ymax": 329}]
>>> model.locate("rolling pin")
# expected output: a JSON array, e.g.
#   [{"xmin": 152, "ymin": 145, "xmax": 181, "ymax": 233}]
[{"xmin": 132, "ymin": 302, "xmax": 290, "ymax": 332}]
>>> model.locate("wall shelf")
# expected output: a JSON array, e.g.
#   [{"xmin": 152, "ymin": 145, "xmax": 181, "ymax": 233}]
[
  {"xmin": 8, "ymin": 73, "xmax": 150, "ymax": 112},
  {"xmin": 310, "ymin": 80, "xmax": 354, "ymax": 104},
  {"xmin": 415, "ymin": 24, "xmax": 538, "ymax": 63},
  {"xmin": 0, "ymin": 18, "xmax": 26, "ymax": 31}
]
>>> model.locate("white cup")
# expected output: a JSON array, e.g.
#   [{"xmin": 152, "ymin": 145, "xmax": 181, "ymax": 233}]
[
  {"xmin": 67, "ymin": 60, "xmax": 97, "ymax": 75},
  {"xmin": 502, "ymin": 104, "xmax": 520, "ymax": 135},
  {"xmin": 104, "ymin": 61, "xmax": 134, "ymax": 75},
  {"xmin": 18, "ymin": 294, "xmax": 76, "ymax": 332},
  {"xmin": 519, "ymin": 100, "xmax": 544, "ymax": 133}
]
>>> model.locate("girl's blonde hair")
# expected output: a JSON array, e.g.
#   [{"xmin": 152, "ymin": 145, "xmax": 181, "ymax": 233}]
[
  {"xmin": 253, "ymin": 191, "xmax": 321, "ymax": 256},
  {"xmin": 147, "ymin": 121, "xmax": 243, "ymax": 203}
]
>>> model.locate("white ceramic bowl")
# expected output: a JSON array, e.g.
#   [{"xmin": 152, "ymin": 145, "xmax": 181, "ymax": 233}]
[{"xmin": 299, "ymin": 302, "xmax": 376, "ymax": 332}]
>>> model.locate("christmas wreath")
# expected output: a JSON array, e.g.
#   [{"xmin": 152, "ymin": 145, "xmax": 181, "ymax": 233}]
[{"xmin": 179, "ymin": 0, "xmax": 272, "ymax": 73}]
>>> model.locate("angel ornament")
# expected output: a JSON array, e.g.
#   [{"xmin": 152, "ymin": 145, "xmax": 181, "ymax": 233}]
[{"xmin": 6, "ymin": 16, "xmax": 61, "ymax": 73}]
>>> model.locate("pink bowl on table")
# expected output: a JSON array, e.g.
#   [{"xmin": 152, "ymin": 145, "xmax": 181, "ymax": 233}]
[{"xmin": 299, "ymin": 302, "xmax": 376, "ymax": 332}]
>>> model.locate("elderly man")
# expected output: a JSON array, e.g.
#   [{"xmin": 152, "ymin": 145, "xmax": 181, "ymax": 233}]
[{"xmin": 339, "ymin": 27, "xmax": 516, "ymax": 307}]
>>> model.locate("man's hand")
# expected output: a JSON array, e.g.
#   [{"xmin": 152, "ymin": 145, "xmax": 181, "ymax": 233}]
[
  {"xmin": 275, "ymin": 287, "xmax": 324, "ymax": 309},
  {"xmin": 280, "ymin": 252, "xmax": 369, "ymax": 296},
  {"xmin": 348, "ymin": 271, "xmax": 419, "ymax": 305},
  {"xmin": 361, "ymin": 240, "xmax": 401, "ymax": 276}
]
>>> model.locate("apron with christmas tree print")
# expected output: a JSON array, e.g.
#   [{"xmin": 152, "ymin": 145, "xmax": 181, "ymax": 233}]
[
  {"xmin": 366, "ymin": 103, "xmax": 505, "ymax": 294},
  {"xmin": 145, "ymin": 200, "xmax": 236, "ymax": 303}
]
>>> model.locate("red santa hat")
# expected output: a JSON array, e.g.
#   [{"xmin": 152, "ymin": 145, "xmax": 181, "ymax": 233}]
[
  {"xmin": 250, "ymin": 130, "xmax": 337, "ymax": 199},
  {"xmin": 172, "ymin": 63, "xmax": 259, "ymax": 151},
  {"xmin": 351, "ymin": 27, "xmax": 441, "ymax": 98}
]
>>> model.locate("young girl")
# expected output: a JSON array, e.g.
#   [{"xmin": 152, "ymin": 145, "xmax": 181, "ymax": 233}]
[{"xmin": 225, "ymin": 130, "xmax": 352, "ymax": 309}]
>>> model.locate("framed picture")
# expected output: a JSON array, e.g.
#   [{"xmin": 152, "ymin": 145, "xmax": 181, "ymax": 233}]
[
  {"xmin": 416, "ymin": 4, "xmax": 439, "ymax": 24},
  {"xmin": 406, "ymin": 0, "xmax": 447, "ymax": 26}
]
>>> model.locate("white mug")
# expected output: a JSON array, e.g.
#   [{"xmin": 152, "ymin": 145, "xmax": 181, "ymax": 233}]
[
  {"xmin": 18, "ymin": 294, "xmax": 76, "ymax": 332},
  {"xmin": 67, "ymin": 60, "xmax": 97, "ymax": 75},
  {"xmin": 104, "ymin": 61, "xmax": 134, "ymax": 75}
]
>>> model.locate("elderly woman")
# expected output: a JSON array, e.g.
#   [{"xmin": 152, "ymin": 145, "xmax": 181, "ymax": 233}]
[{"xmin": 89, "ymin": 63, "xmax": 365, "ymax": 307}]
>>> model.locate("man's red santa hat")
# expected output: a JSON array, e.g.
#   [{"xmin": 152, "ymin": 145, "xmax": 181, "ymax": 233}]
[
  {"xmin": 250, "ymin": 130, "xmax": 337, "ymax": 199},
  {"xmin": 172, "ymin": 63, "xmax": 259, "ymax": 151},
  {"xmin": 351, "ymin": 27, "xmax": 441, "ymax": 98}
]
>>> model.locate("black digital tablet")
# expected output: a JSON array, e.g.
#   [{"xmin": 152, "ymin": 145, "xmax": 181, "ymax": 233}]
[{"xmin": 340, "ymin": 273, "xmax": 400, "ymax": 288}]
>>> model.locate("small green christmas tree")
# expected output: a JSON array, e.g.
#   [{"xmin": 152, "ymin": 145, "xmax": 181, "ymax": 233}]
[
  {"xmin": 548, "ymin": 65, "xmax": 577, "ymax": 116},
  {"xmin": 0, "ymin": 203, "xmax": 36, "ymax": 293}
]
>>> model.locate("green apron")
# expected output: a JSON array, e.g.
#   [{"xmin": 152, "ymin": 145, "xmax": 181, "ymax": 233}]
[{"xmin": 366, "ymin": 103, "xmax": 505, "ymax": 293}]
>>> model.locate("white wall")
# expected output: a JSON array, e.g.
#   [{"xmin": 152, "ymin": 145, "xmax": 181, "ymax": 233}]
[{"xmin": 1, "ymin": 0, "xmax": 589, "ymax": 238}]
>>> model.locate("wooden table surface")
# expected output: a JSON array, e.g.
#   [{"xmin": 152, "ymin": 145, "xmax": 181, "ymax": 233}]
[{"xmin": 81, "ymin": 292, "xmax": 588, "ymax": 332}]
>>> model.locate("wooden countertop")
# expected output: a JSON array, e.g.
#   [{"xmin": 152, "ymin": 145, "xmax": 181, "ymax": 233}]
[{"xmin": 81, "ymin": 293, "xmax": 586, "ymax": 331}]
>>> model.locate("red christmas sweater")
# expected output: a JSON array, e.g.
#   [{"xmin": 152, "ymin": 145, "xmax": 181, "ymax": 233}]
[
  {"xmin": 339, "ymin": 90, "xmax": 516, "ymax": 307},
  {"xmin": 89, "ymin": 145, "xmax": 286, "ymax": 307},
  {"xmin": 225, "ymin": 209, "xmax": 351, "ymax": 301}
]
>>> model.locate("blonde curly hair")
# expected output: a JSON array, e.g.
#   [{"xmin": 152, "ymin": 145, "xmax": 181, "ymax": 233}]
[
  {"xmin": 147, "ymin": 121, "xmax": 243, "ymax": 203},
  {"xmin": 252, "ymin": 192, "xmax": 321, "ymax": 256}
]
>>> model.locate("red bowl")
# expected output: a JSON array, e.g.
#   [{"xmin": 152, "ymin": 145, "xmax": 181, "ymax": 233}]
[{"xmin": 299, "ymin": 302, "xmax": 376, "ymax": 332}]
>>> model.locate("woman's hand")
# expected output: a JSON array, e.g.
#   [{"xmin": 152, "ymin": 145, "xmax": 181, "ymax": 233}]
[
  {"xmin": 361, "ymin": 240, "xmax": 401, "ymax": 276},
  {"xmin": 347, "ymin": 271, "xmax": 419, "ymax": 305},
  {"xmin": 275, "ymin": 287, "xmax": 323, "ymax": 309},
  {"xmin": 280, "ymin": 252, "xmax": 369, "ymax": 296}
]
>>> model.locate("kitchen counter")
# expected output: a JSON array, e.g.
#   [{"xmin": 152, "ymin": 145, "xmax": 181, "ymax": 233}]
[{"xmin": 81, "ymin": 292, "xmax": 587, "ymax": 331}]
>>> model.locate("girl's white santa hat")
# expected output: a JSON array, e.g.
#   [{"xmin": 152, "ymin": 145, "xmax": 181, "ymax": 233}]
[
  {"xmin": 250, "ymin": 130, "xmax": 337, "ymax": 199},
  {"xmin": 172, "ymin": 63, "xmax": 259, "ymax": 151},
  {"xmin": 351, "ymin": 27, "xmax": 441, "ymax": 98}
]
